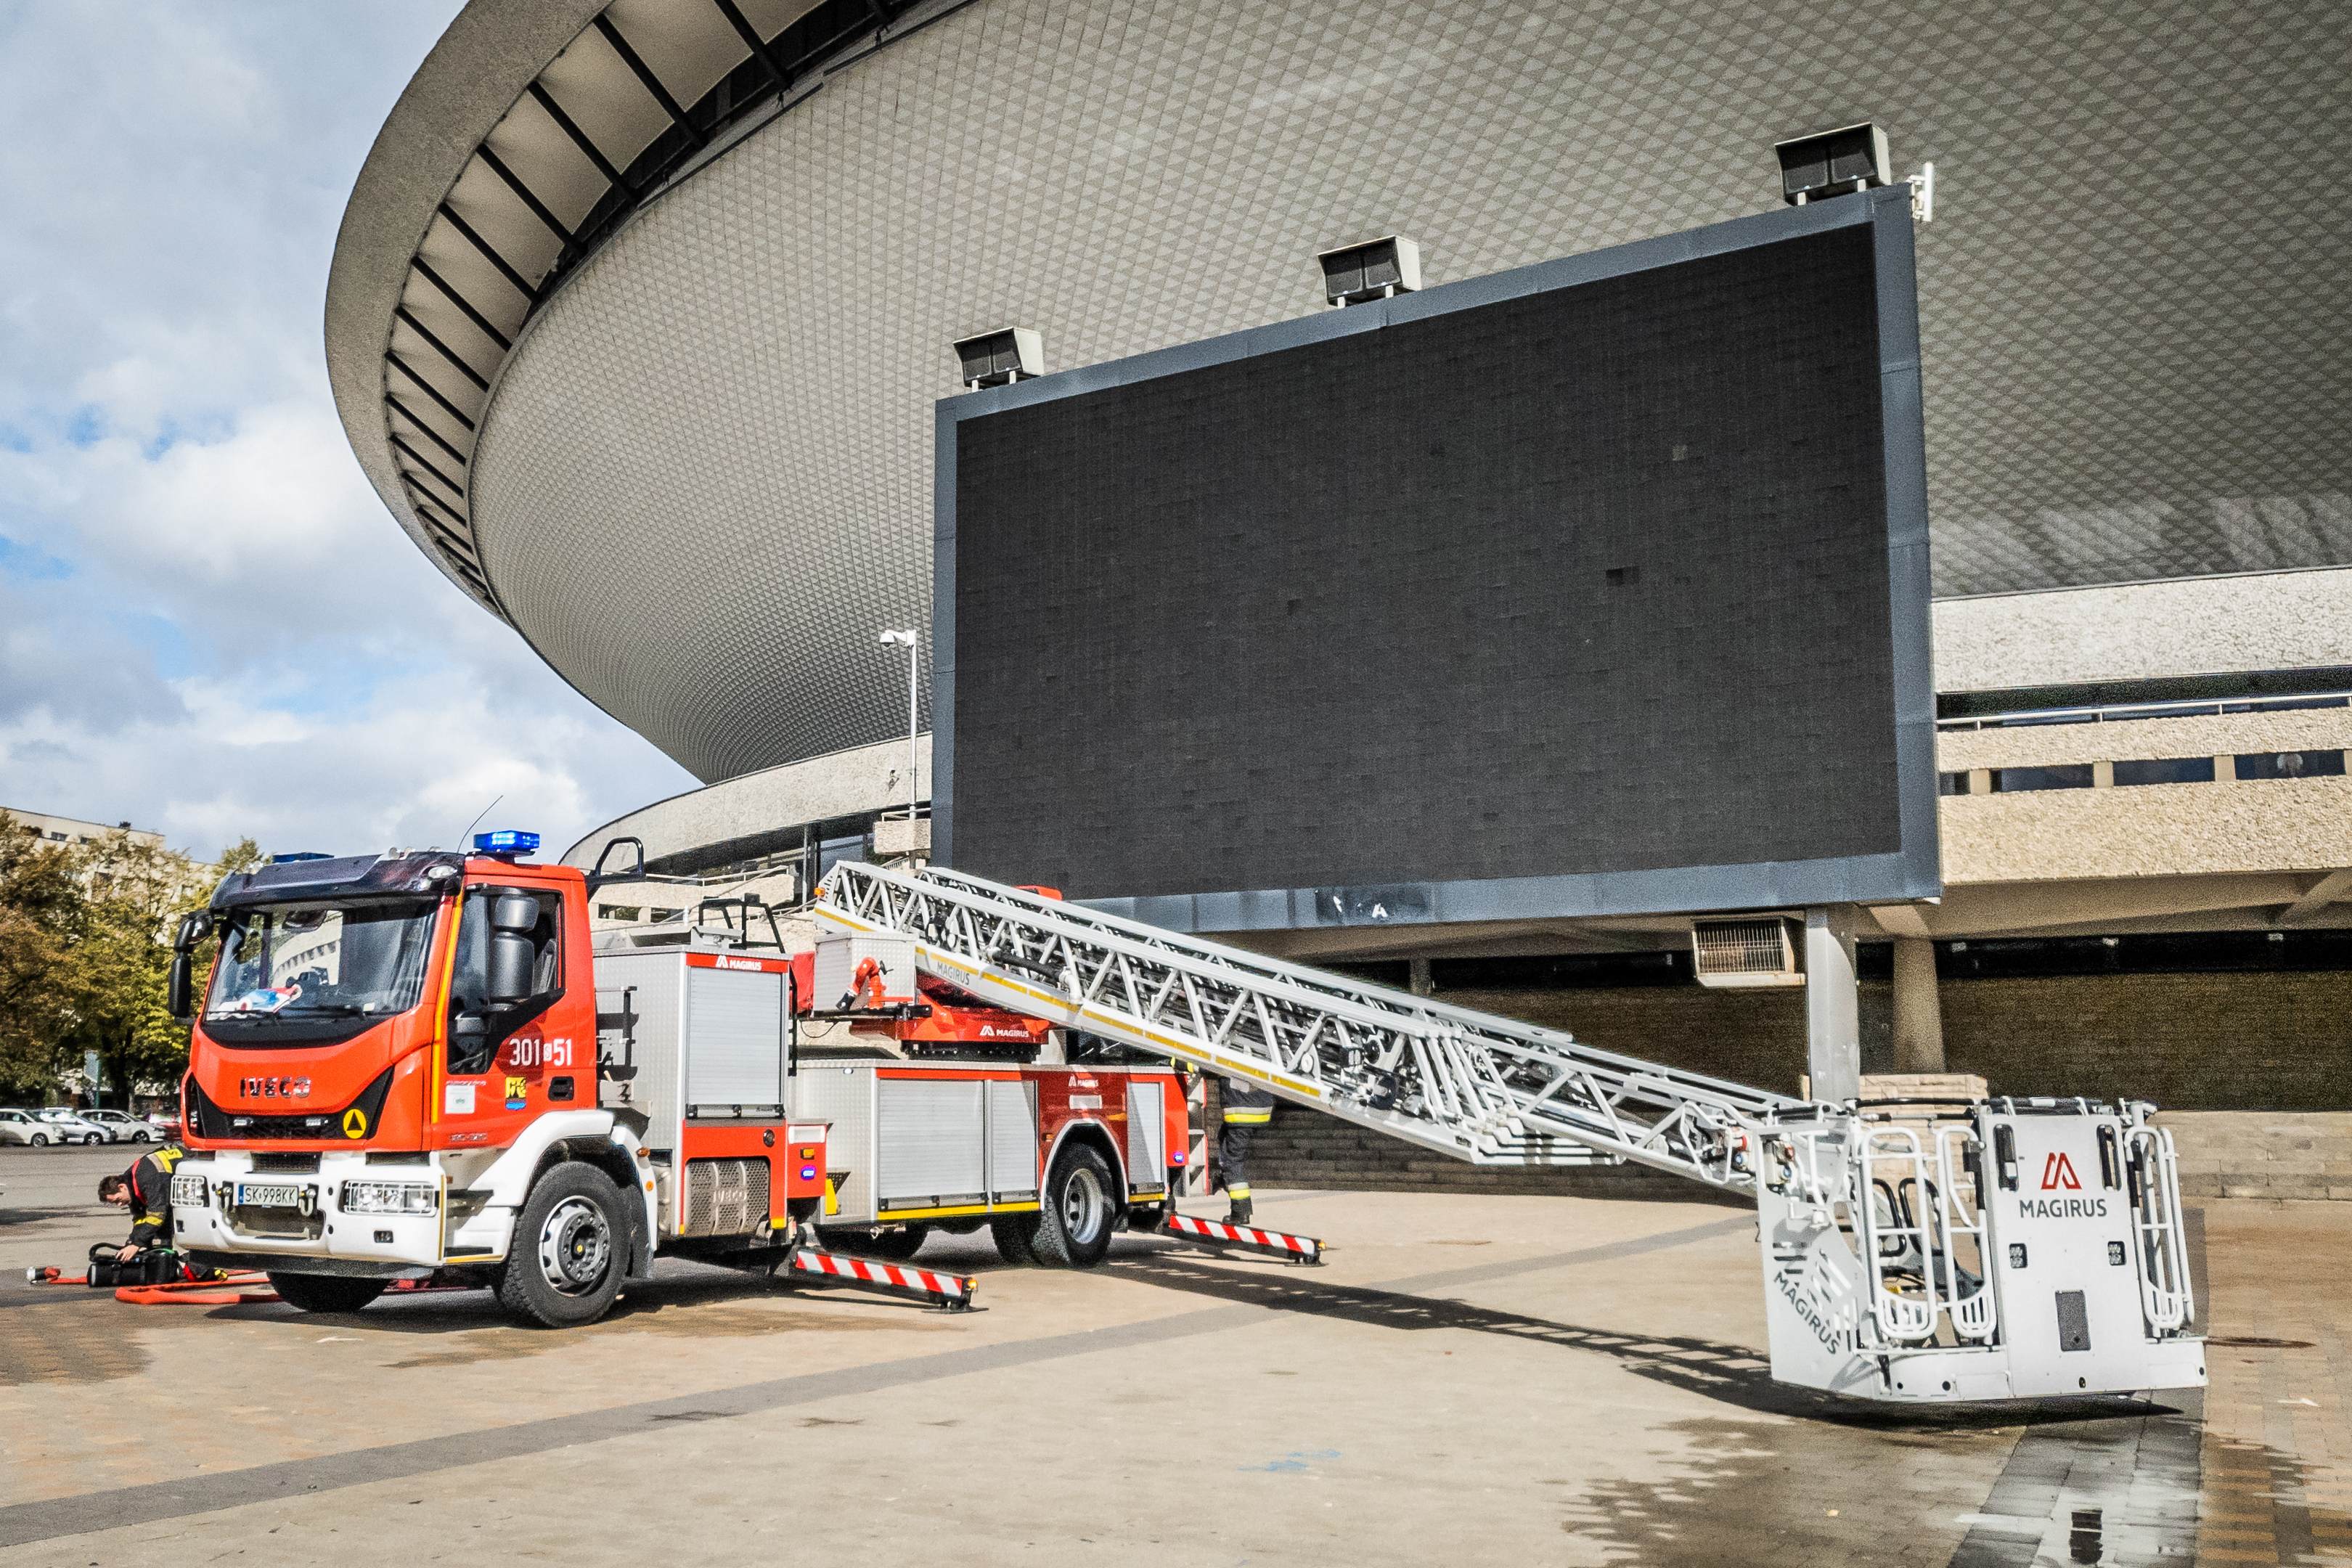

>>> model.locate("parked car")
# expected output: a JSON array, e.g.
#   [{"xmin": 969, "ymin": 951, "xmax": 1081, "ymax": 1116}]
[
  {"xmin": 34, "ymin": 1109, "xmax": 109, "ymax": 1145},
  {"xmin": 0, "ymin": 1108, "xmax": 49, "ymax": 1146},
  {"xmin": 144, "ymin": 1108, "xmax": 182, "ymax": 1139},
  {"xmin": 78, "ymin": 1108, "xmax": 153, "ymax": 1144}
]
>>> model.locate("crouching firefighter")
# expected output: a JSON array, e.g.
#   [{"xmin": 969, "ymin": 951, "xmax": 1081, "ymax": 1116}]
[
  {"xmin": 1217, "ymin": 1075, "xmax": 1275, "ymax": 1226},
  {"xmin": 96, "ymin": 1143, "xmax": 184, "ymax": 1276}
]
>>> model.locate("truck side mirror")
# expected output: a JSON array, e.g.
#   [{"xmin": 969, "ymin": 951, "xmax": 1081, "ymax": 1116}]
[
  {"xmin": 168, "ymin": 952, "xmax": 194, "ymax": 1021},
  {"xmin": 491, "ymin": 894, "xmax": 539, "ymax": 932},
  {"xmin": 487, "ymin": 933, "xmax": 536, "ymax": 1003},
  {"xmin": 167, "ymin": 912, "xmax": 208, "ymax": 1022},
  {"xmin": 449, "ymin": 1011, "xmax": 491, "ymax": 1074}
]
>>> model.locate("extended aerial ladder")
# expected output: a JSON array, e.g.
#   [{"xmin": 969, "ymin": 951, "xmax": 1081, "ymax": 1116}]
[{"xmin": 817, "ymin": 861, "xmax": 2206, "ymax": 1405}]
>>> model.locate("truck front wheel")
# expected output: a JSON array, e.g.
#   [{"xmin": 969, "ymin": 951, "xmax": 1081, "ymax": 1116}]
[
  {"xmin": 497, "ymin": 1163, "xmax": 626, "ymax": 1327},
  {"xmin": 1032, "ymin": 1144, "xmax": 1116, "ymax": 1269},
  {"xmin": 267, "ymin": 1273, "xmax": 388, "ymax": 1313}
]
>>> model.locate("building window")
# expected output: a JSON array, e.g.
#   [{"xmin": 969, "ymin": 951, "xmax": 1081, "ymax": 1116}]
[
  {"xmin": 596, "ymin": 904, "xmax": 642, "ymax": 921},
  {"xmin": 2234, "ymin": 749, "xmax": 2348, "ymax": 780},
  {"xmin": 1992, "ymin": 764, "xmax": 2094, "ymax": 792},
  {"xmin": 2113, "ymin": 756, "xmax": 2216, "ymax": 786},
  {"xmin": 818, "ymin": 833, "xmax": 869, "ymax": 877},
  {"xmin": 1937, "ymin": 770, "xmax": 1972, "ymax": 796},
  {"xmin": 649, "ymin": 907, "xmax": 682, "ymax": 923}
]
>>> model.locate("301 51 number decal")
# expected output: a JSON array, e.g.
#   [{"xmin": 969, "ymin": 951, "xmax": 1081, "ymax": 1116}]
[{"xmin": 503, "ymin": 1037, "xmax": 572, "ymax": 1069}]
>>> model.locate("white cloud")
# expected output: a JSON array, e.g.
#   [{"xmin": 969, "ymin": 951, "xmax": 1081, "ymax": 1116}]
[
  {"xmin": 0, "ymin": 3, "xmax": 697, "ymax": 859},
  {"xmin": 0, "ymin": 658, "xmax": 687, "ymax": 864},
  {"xmin": 16, "ymin": 399, "xmax": 391, "ymax": 591}
]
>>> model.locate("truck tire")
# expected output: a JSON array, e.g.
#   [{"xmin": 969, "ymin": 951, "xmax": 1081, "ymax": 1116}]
[
  {"xmin": 989, "ymin": 1212, "xmax": 1040, "ymax": 1265},
  {"xmin": 267, "ymin": 1273, "xmax": 388, "ymax": 1314},
  {"xmin": 1032, "ymin": 1144, "xmax": 1116, "ymax": 1269},
  {"xmin": 826, "ymin": 1225, "xmax": 928, "ymax": 1261},
  {"xmin": 497, "ymin": 1162, "xmax": 627, "ymax": 1328}
]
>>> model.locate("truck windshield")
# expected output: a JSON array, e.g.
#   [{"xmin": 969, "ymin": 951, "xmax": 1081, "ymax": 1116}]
[{"xmin": 204, "ymin": 901, "xmax": 437, "ymax": 1023}]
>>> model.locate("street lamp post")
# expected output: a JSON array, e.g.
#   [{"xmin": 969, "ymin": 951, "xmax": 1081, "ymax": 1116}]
[{"xmin": 878, "ymin": 629, "xmax": 921, "ymax": 821}]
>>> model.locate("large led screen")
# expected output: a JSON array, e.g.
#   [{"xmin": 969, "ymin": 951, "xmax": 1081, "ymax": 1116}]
[{"xmin": 937, "ymin": 187, "xmax": 1936, "ymax": 932}]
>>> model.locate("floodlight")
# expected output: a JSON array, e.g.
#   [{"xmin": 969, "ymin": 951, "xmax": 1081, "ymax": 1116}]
[
  {"xmin": 1773, "ymin": 123, "xmax": 1892, "ymax": 205},
  {"xmin": 1317, "ymin": 236, "xmax": 1421, "ymax": 307},
  {"xmin": 951, "ymin": 328, "xmax": 1042, "ymax": 388}
]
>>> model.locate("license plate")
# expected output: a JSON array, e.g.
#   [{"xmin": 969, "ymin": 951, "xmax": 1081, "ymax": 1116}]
[{"xmin": 235, "ymin": 1182, "xmax": 301, "ymax": 1208}]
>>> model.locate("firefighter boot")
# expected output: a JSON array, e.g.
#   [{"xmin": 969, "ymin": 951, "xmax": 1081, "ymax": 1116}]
[{"xmin": 1225, "ymin": 1197, "xmax": 1254, "ymax": 1227}]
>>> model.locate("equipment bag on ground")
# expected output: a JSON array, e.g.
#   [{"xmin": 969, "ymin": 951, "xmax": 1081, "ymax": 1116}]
[{"xmin": 84, "ymin": 1245, "xmax": 188, "ymax": 1288}]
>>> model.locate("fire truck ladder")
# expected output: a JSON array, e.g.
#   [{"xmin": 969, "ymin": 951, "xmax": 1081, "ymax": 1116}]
[{"xmin": 814, "ymin": 862, "xmax": 1808, "ymax": 1192}]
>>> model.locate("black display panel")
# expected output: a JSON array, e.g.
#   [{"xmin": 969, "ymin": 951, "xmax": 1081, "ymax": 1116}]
[{"xmin": 936, "ymin": 187, "xmax": 1936, "ymax": 932}]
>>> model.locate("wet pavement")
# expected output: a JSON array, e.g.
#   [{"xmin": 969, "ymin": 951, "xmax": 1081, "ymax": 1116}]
[{"xmin": 1, "ymin": 1143, "xmax": 2347, "ymax": 1565}]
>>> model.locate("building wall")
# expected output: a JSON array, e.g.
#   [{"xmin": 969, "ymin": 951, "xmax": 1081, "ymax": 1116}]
[
  {"xmin": 1939, "ymin": 971, "xmax": 2352, "ymax": 1111},
  {"xmin": 440, "ymin": 0, "xmax": 2352, "ymax": 782},
  {"xmin": 4, "ymin": 809, "xmax": 163, "ymax": 850},
  {"xmin": 1241, "ymin": 968, "xmax": 2351, "ymax": 1194}
]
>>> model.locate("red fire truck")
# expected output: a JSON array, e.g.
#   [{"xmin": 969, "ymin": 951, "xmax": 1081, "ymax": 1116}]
[{"xmin": 161, "ymin": 834, "xmax": 1190, "ymax": 1326}]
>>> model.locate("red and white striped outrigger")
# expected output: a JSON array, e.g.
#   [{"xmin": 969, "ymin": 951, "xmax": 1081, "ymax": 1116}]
[
  {"xmin": 785, "ymin": 1244, "xmax": 978, "ymax": 1310},
  {"xmin": 1163, "ymin": 1211, "xmax": 1323, "ymax": 1265}
]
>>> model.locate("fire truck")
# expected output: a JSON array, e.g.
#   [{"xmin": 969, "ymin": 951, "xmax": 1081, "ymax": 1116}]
[
  {"xmin": 164, "ymin": 836, "xmax": 2204, "ymax": 1407},
  {"xmin": 163, "ymin": 833, "xmax": 1188, "ymax": 1325}
]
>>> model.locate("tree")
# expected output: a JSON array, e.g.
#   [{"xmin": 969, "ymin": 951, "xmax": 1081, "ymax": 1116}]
[
  {"xmin": 0, "ymin": 816, "xmax": 263, "ymax": 1104},
  {"xmin": 0, "ymin": 825, "xmax": 84, "ymax": 1098}
]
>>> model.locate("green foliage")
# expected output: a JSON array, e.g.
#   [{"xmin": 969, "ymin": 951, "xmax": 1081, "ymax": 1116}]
[{"xmin": 0, "ymin": 816, "xmax": 261, "ymax": 1103}]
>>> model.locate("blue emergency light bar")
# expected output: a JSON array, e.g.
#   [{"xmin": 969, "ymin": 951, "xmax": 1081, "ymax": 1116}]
[
  {"xmin": 473, "ymin": 830, "xmax": 540, "ymax": 857},
  {"xmin": 268, "ymin": 852, "xmax": 332, "ymax": 865}
]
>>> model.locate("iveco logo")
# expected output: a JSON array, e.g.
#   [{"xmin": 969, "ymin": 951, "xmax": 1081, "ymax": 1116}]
[{"xmin": 240, "ymin": 1076, "xmax": 312, "ymax": 1100}]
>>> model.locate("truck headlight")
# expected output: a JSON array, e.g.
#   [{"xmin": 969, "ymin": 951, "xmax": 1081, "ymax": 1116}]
[
  {"xmin": 340, "ymin": 1181, "xmax": 438, "ymax": 1216},
  {"xmin": 171, "ymin": 1172, "xmax": 207, "ymax": 1209}
]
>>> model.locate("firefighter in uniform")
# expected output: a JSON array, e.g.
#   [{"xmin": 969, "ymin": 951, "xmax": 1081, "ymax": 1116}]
[
  {"xmin": 1217, "ymin": 1075, "xmax": 1275, "ymax": 1226},
  {"xmin": 97, "ymin": 1143, "xmax": 183, "ymax": 1265}
]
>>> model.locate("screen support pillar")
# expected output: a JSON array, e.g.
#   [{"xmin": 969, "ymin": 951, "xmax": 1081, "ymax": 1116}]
[
  {"xmin": 1890, "ymin": 935, "xmax": 1946, "ymax": 1073},
  {"xmin": 1804, "ymin": 905, "xmax": 1861, "ymax": 1103}
]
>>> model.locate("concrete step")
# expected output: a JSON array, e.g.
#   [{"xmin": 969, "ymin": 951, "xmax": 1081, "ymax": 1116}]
[{"xmin": 2155, "ymin": 1111, "xmax": 2352, "ymax": 1201}]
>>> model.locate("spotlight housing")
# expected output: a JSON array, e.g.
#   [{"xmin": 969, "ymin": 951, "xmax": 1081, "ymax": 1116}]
[
  {"xmin": 1773, "ymin": 123, "xmax": 1892, "ymax": 205},
  {"xmin": 951, "ymin": 327, "xmax": 1042, "ymax": 388},
  {"xmin": 1317, "ymin": 235, "xmax": 1421, "ymax": 307}
]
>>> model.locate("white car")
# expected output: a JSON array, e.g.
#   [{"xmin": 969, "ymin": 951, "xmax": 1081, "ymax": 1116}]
[
  {"xmin": 33, "ymin": 1109, "xmax": 110, "ymax": 1145},
  {"xmin": 78, "ymin": 1109, "xmax": 155, "ymax": 1144},
  {"xmin": 0, "ymin": 1108, "xmax": 50, "ymax": 1146},
  {"xmin": 144, "ymin": 1108, "xmax": 182, "ymax": 1139}
]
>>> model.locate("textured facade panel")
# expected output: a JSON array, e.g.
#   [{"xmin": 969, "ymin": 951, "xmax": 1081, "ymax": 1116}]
[{"xmin": 468, "ymin": 0, "xmax": 2352, "ymax": 783}]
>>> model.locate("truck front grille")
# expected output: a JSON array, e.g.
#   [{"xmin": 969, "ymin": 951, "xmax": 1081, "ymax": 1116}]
[{"xmin": 187, "ymin": 1069, "xmax": 393, "ymax": 1143}]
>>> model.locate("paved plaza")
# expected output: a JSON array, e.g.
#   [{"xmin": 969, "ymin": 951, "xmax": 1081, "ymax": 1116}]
[{"xmin": 1, "ymin": 1145, "xmax": 2345, "ymax": 1566}]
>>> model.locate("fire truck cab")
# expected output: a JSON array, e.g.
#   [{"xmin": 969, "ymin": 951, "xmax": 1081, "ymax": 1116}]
[{"xmin": 163, "ymin": 838, "xmax": 1188, "ymax": 1326}]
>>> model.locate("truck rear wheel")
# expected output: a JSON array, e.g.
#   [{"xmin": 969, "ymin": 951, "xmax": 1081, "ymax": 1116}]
[
  {"xmin": 497, "ymin": 1163, "xmax": 626, "ymax": 1328},
  {"xmin": 1032, "ymin": 1144, "xmax": 1116, "ymax": 1269},
  {"xmin": 989, "ymin": 1213, "xmax": 1040, "ymax": 1265},
  {"xmin": 267, "ymin": 1273, "xmax": 387, "ymax": 1314}
]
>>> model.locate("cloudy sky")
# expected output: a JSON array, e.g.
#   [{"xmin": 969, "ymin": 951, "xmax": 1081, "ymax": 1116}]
[{"xmin": 0, "ymin": 1, "xmax": 695, "ymax": 863}]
